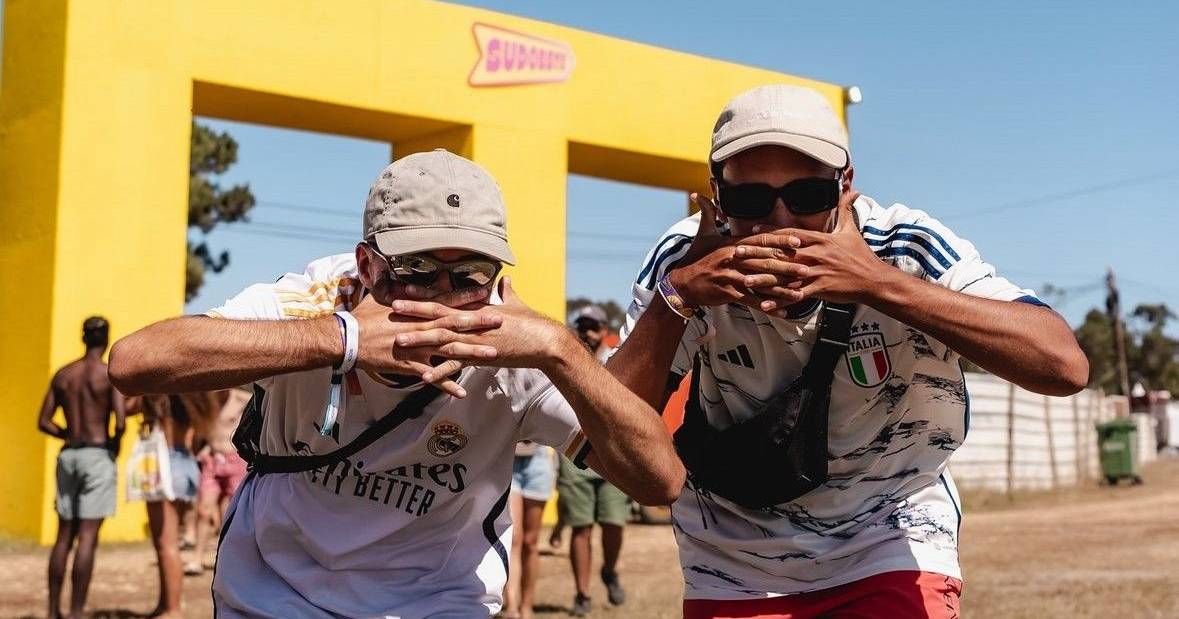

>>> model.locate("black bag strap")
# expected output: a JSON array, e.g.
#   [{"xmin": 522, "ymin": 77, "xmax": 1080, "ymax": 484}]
[
  {"xmin": 251, "ymin": 383, "xmax": 444, "ymax": 475},
  {"xmin": 680, "ymin": 302, "xmax": 857, "ymax": 436},
  {"xmin": 802, "ymin": 303, "xmax": 856, "ymax": 384}
]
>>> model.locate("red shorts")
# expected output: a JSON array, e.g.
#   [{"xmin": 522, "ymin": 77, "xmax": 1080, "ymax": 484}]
[
  {"xmin": 198, "ymin": 451, "xmax": 248, "ymax": 502},
  {"xmin": 683, "ymin": 571, "xmax": 961, "ymax": 619}
]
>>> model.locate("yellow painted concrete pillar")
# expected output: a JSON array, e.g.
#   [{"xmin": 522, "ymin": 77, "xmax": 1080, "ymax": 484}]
[
  {"xmin": 396, "ymin": 126, "xmax": 475, "ymax": 163},
  {"xmin": 396, "ymin": 125, "xmax": 567, "ymax": 526},
  {"xmin": 1, "ymin": 0, "xmax": 192, "ymax": 543},
  {"xmin": 468, "ymin": 125, "xmax": 568, "ymax": 320},
  {"xmin": 466, "ymin": 126, "xmax": 569, "ymax": 525},
  {"xmin": 0, "ymin": 0, "xmax": 71, "ymax": 543},
  {"xmin": 395, "ymin": 124, "xmax": 568, "ymax": 319}
]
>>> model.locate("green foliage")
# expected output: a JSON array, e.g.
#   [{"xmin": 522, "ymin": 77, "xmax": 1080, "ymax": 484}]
[
  {"xmin": 1128, "ymin": 304, "xmax": 1179, "ymax": 394},
  {"xmin": 1075, "ymin": 309, "xmax": 1119, "ymax": 392},
  {"xmin": 187, "ymin": 122, "xmax": 256, "ymax": 302},
  {"xmin": 1075, "ymin": 303, "xmax": 1179, "ymax": 394}
]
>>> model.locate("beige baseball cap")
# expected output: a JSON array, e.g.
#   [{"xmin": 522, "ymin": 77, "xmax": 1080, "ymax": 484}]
[
  {"xmin": 710, "ymin": 84, "xmax": 850, "ymax": 170},
  {"xmin": 363, "ymin": 149, "xmax": 516, "ymax": 264}
]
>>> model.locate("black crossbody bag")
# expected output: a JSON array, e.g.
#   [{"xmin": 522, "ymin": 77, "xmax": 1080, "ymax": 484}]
[
  {"xmin": 233, "ymin": 383, "xmax": 444, "ymax": 475},
  {"xmin": 673, "ymin": 303, "xmax": 855, "ymax": 509}
]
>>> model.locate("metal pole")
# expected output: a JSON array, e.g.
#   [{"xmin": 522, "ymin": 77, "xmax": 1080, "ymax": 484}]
[
  {"xmin": 1072, "ymin": 393, "xmax": 1083, "ymax": 484},
  {"xmin": 1106, "ymin": 268, "xmax": 1132, "ymax": 397},
  {"xmin": 1045, "ymin": 395, "xmax": 1058, "ymax": 488},
  {"xmin": 1007, "ymin": 382, "xmax": 1017, "ymax": 494}
]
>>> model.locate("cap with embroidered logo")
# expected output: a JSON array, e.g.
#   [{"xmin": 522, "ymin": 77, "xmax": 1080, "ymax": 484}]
[{"xmin": 363, "ymin": 149, "xmax": 516, "ymax": 264}]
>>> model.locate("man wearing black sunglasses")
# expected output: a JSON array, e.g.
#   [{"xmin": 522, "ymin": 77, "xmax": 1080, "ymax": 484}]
[
  {"xmin": 109, "ymin": 149, "xmax": 684, "ymax": 618},
  {"xmin": 609, "ymin": 85, "xmax": 1088, "ymax": 618}
]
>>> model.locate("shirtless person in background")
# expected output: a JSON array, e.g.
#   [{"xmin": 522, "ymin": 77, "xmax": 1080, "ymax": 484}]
[
  {"xmin": 37, "ymin": 316, "xmax": 126, "ymax": 619},
  {"xmin": 185, "ymin": 387, "xmax": 251, "ymax": 576}
]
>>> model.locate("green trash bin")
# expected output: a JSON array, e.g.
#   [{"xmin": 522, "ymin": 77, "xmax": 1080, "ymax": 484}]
[{"xmin": 1096, "ymin": 419, "xmax": 1141, "ymax": 485}]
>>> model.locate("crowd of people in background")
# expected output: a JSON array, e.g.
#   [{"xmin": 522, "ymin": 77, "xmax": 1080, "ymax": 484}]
[
  {"xmin": 39, "ymin": 309, "xmax": 638, "ymax": 619},
  {"xmin": 37, "ymin": 317, "xmax": 253, "ymax": 618},
  {"xmin": 503, "ymin": 305, "xmax": 629, "ymax": 619}
]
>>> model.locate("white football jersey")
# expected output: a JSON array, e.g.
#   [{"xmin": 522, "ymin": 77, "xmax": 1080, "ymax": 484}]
[
  {"xmin": 207, "ymin": 254, "xmax": 583, "ymax": 618},
  {"xmin": 621, "ymin": 195, "xmax": 1042, "ymax": 599}
]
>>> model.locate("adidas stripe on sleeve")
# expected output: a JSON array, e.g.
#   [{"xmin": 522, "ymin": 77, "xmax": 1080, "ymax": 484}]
[
  {"xmin": 203, "ymin": 254, "xmax": 361, "ymax": 387},
  {"xmin": 860, "ymin": 200, "xmax": 1043, "ymax": 305},
  {"xmin": 205, "ymin": 254, "xmax": 361, "ymax": 320},
  {"xmin": 618, "ymin": 214, "xmax": 708, "ymax": 382},
  {"xmin": 205, "ymin": 283, "xmax": 285, "ymax": 320}
]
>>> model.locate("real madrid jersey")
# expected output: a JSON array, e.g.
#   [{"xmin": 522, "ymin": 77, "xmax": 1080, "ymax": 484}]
[
  {"xmin": 206, "ymin": 254, "xmax": 583, "ymax": 619},
  {"xmin": 621, "ymin": 196, "xmax": 1043, "ymax": 600}
]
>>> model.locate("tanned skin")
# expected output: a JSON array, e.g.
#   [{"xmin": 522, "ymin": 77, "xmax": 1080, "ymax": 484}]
[{"xmin": 38, "ymin": 317, "xmax": 125, "ymax": 619}]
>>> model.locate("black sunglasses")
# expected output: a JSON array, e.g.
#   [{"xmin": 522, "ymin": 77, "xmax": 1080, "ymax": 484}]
[
  {"xmin": 366, "ymin": 243, "xmax": 502, "ymax": 291},
  {"xmin": 574, "ymin": 317, "xmax": 603, "ymax": 332},
  {"xmin": 714, "ymin": 174, "xmax": 843, "ymax": 219}
]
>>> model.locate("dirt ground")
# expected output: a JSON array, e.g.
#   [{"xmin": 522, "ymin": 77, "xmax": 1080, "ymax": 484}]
[{"xmin": 3, "ymin": 458, "xmax": 1177, "ymax": 618}]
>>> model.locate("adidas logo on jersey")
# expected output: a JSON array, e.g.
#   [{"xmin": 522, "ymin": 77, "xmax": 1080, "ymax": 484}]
[{"xmin": 717, "ymin": 344, "xmax": 755, "ymax": 369}]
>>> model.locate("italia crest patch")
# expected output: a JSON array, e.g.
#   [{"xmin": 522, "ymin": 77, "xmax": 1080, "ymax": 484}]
[{"xmin": 845, "ymin": 322, "xmax": 891, "ymax": 387}]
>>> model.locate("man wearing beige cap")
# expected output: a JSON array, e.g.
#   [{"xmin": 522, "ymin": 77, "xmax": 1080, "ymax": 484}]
[
  {"xmin": 609, "ymin": 85, "xmax": 1088, "ymax": 617},
  {"xmin": 109, "ymin": 149, "xmax": 684, "ymax": 618}
]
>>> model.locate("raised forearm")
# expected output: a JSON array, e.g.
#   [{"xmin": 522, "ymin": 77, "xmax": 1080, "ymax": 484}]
[
  {"xmin": 870, "ymin": 270, "xmax": 1088, "ymax": 395},
  {"xmin": 109, "ymin": 315, "xmax": 341, "ymax": 396},
  {"xmin": 605, "ymin": 299, "xmax": 689, "ymax": 410},
  {"xmin": 544, "ymin": 336, "xmax": 685, "ymax": 505}
]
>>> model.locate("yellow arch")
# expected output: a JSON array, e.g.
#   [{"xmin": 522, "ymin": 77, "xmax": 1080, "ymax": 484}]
[{"xmin": 0, "ymin": 0, "xmax": 848, "ymax": 543}]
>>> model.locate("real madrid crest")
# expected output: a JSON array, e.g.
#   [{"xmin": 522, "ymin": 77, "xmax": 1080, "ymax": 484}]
[{"xmin": 427, "ymin": 420, "xmax": 468, "ymax": 457}]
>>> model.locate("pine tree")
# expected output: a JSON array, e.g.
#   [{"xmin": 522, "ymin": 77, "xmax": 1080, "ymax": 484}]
[{"xmin": 187, "ymin": 121, "xmax": 256, "ymax": 301}]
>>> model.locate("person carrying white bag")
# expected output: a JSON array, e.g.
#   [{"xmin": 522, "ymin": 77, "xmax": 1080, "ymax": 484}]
[
  {"xmin": 125, "ymin": 395, "xmax": 201, "ymax": 619},
  {"xmin": 126, "ymin": 420, "xmax": 175, "ymax": 503}
]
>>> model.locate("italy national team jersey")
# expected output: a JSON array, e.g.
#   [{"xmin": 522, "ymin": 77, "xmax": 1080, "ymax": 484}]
[
  {"xmin": 620, "ymin": 196, "xmax": 1044, "ymax": 600},
  {"xmin": 206, "ymin": 254, "xmax": 582, "ymax": 618}
]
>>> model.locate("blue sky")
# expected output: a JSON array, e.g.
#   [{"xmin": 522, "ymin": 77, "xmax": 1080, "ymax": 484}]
[{"xmin": 4, "ymin": 1, "xmax": 1177, "ymax": 330}]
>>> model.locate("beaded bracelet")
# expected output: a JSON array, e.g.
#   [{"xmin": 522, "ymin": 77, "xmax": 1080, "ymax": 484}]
[{"xmin": 657, "ymin": 273, "xmax": 696, "ymax": 321}]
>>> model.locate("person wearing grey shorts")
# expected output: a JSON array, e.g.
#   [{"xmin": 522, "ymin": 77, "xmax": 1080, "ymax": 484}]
[
  {"xmin": 56, "ymin": 446, "xmax": 118, "ymax": 520},
  {"xmin": 37, "ymin": 316, "xmax": 126, "ymax": 619}
]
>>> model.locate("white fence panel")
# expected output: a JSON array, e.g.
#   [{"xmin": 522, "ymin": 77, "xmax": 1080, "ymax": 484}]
[{"xmin": 949, "ymin": 373, "xmax": 1154, "ymax": 492}]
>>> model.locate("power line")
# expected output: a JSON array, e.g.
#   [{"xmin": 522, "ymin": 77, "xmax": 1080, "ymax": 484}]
[
  {"xmin": 214, "ymin": 225, "xmax": 1178, "ymax": 300},
  {"xmin": 215, "ymin": 223, "xmax": 656, "ymax": 259},
  {"xmin": 215, "ymin": 225, "xmax": 356, "ymax": 245},
  {"xmin": 950, "ymin": 168, "xmax": 1179, "ymax": 221},
  {"xmin": 1118, "ymin": 277, "xmax": 1179, "ymax": 298},
  {"xmin": 257, "ymin": 200, "xmax": 356, "ymax": 219},
  {"xmin": 248, "ymin": 220, "xmax": 358, "ymax": 240},
  {"xmin": 257, "ymin": 199, "xmax": 666, "ymax": 243}
]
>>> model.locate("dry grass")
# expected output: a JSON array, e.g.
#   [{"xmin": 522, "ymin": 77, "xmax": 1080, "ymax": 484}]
[
  {"xmin": 958, "ymin": 457, "xmax": 1179, "ymax": 618},
  {"xmin": 3, "ymin": 458, "xmax": 1177, "ymax": 618}
]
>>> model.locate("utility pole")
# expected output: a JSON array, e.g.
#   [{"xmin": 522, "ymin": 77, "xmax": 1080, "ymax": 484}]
[{"xmin": 1105, "ymin": 267, "xmax": 1131, "ymax": 396}]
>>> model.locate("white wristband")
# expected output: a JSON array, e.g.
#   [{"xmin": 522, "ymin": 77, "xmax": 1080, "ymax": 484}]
[
  {"xmin": 321, "ymin": 311, "xmax": 359, "ymax": 437},
  {"xmin": 335, "ymin": 310, "xmax": 360, "ymax": 375}
]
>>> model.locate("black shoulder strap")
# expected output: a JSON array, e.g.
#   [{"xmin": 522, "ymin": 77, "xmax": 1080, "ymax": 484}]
[
  {"xmin": 803, "ymin": 303, "xmax": 856, "ymax": 385},
  {"xmin": 251, "ymin": 384, "xmax": 444, "ymax": 475},
  {"xmin": 677, "ymin": 302, "xmax": 856, "ymax": 437}
]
